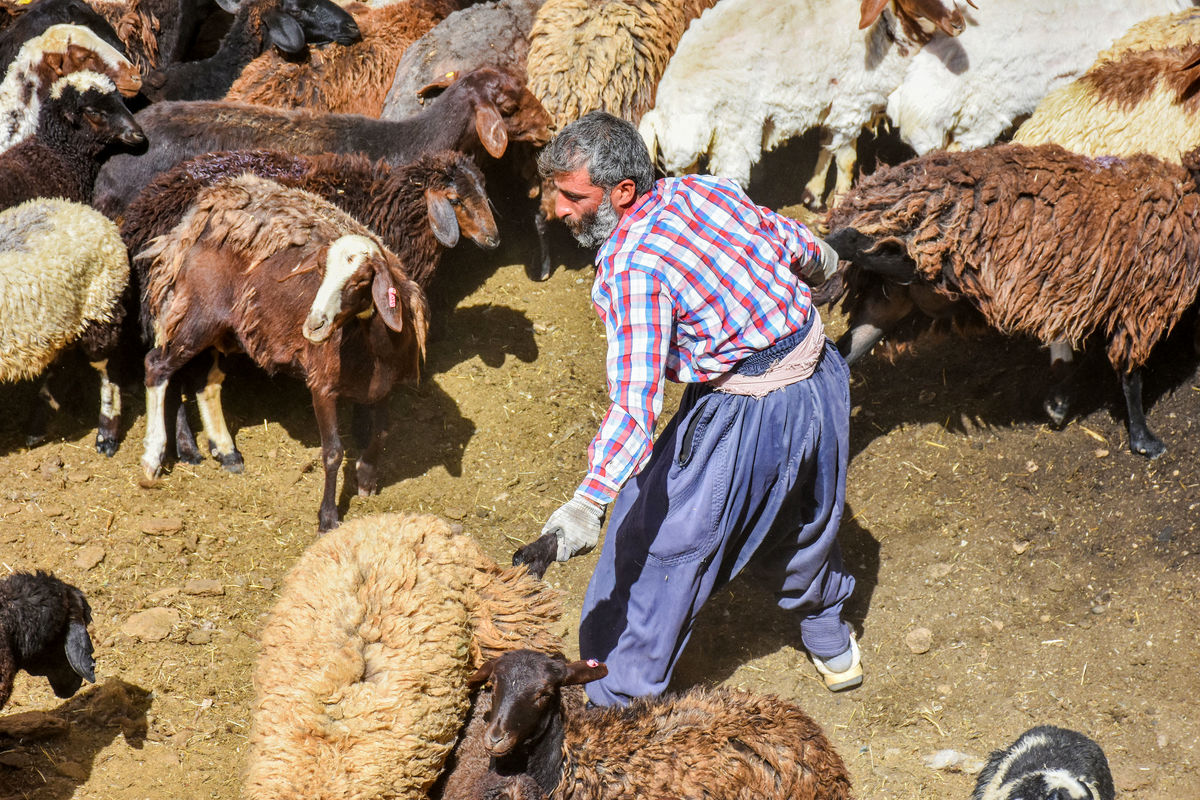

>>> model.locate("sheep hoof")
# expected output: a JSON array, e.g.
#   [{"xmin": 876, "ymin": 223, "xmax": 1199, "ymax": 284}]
[
  {"xmin": 800, "ymin": 189, "xmax": 828, "ymax": 214},
  {"xmin": 1042, "ymin": 394, "xmax": 1069, "ymax": 429},
  {"xmin": 25, "ymin": 432, "xmax": 47, "ymax": 449},
  {"xmin": 512, "ymin": 532, "xmax": 558, "ymax": 580},
  {"xmin": 176, "ymin": 439, "xmax": 204, "ymax": 464},
  {"xmin": 216, "ymin": 451, "xmax": 244, "ymax": 473},
  {"xmin": 1131, "ymin": 436, "xmax": 1166, "ymax": 460},
  {"xmin": 317, "ymin": 515, "xmax": 340, "ymax": 534},
  {"xmin": 95, "ymin": 435, "xmax": 118, "ymax": 457}
]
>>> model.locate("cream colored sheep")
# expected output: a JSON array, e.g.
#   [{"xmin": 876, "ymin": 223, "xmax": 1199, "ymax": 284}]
[{"xmin": 245, "ymin": 512, "xmax": 563, "ymax": 800}]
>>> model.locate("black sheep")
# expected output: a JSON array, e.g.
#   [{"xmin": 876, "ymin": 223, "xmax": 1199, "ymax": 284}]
[
  {"xmin": 972, "ymin": 725, "xmax": 1116, "ymax": 800},
  {"xmin": 0, "ymin": 570, "xmax": 96, "ymax": 710}
]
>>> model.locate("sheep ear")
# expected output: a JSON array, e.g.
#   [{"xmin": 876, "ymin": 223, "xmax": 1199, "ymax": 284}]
[
  {"xmin": 561, "ymin": 659, "xmax": 608, "ymax": 686},
  {"xmin": 468, "ymin": 659, "xmax": 496, "ymax": 688},
  {"xmin": 214, "ymin": 0, "xmax": 242, "ymax": 13},
  {"xmin": 416, "ymin": 72, "xmax": 457, "ymax": 100},
  {"xmin": 371, "ymin": 268, "xmax": 405, "ymax": 334},
  {"xmin": 475, "ymin": 103, "xmax": 508, "ymax": 159},
  {"xmin": 44, "ymin": 51, "xmax": 66, "ymax": 77},
  {"xmin": 264, "ymin": 10, "xmax": 306, "ymax": 54},
  {"xmin": 1181, "ymin": 44, "xmax": 1200, "ymax": 73},
  {"xmin": 859, "ymin": 0, "xmax": 889, "ymax": 29},
  {"xmin": 66, "ymin": 621, "xmax": 96, "ymax": 683},
  {"xmin": 425, "ymin": 189, "xmax": 460, "ymax": 248}
]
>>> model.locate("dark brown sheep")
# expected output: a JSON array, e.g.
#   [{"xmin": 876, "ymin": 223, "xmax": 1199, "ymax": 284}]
[
  {"xmin": 825, "ymin": 142, "xmax": 1200, "ymax": 459},
  {"xmin": 224, "ymin": 0, "xmax": 460, "ymax": 115},
  {"xmin": 0, "ymin": 70, "xmax": 142, "ymax": 211},
  {"xmin": 137, "ymin": 175, "xmax": 445, "ymax": 531},
  {"xmin": 138, "ymin": 0, "xmax": 360, "ymax": 102},
  {"xmin": 0, "ymin": 570, "xmax": 96, "ymax": 710},
  {"xmin": 460, "ymin": 649, "xmax": 853, "ymax": 800},
  {"xmin": 95, "ymin": 66, "xmax": 547, "ymax": 217},
  {"xmin": 123, "ymin": 147, "xmax": 497, "ymax": 466}
]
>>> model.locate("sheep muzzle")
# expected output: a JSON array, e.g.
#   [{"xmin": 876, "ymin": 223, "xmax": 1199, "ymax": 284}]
[{"xmin": 303, "ymin": 312, "xmax": 333, "ymax": 343}]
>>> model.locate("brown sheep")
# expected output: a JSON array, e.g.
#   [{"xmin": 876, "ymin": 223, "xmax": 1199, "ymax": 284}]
[
  {"xmin": 825, "ymin": 142, "xmax": 1200, "ymax": 459},
  {"xmin": 138, "ymin": 175, "xmax": 432, "ymax": 531},
  {"xmin": 224, "ymin": 0, "xmax": 461, "ymax": 115},
  {"xmin": 461, "ymin": 649, "xmax": 854, "ymax": 800}
]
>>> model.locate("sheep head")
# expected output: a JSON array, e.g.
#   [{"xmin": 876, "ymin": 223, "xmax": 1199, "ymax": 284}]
[
  {"xmin": 418, "ymin": 68, "xmax": 551, "ymax": 158},
  {"xmin": 469, "ymin": 650, "xmax": 607, "ymax": 758},
  {"xmin": 0, "ymin": 571, "xmax": 96, "ymax": 710},
  {"xmin": 31, "ymin": 23, "xmax": 142, "ymax": 98},
  {"xmin": 859, "ymin": 0, "xmax": 975, "ymax": 41},
  {"xmin": 50, "ymin": 70, "xmax": 145, "ymax": 148},
  {"xmin": 303, "ymin": 235, "xmax": 427, "ymax": 361},
  {"xmin": 419, "ymin": 152, "xmax": 500, "ymax": 250},
  {"xmin": 242, "ymin": 0, "xmax": 362, "ymax": 54}
]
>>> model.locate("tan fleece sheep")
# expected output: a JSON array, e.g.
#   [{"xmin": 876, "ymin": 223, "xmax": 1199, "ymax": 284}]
[
  {"xmin": 525, "ymin": 0, "xmax": 716, "ymax": 130},
  {"xmin": 0, "ymin": 197, "xmax": 128, "ymax": 382},
  {"xmin": 245, "ymin": 512, "xmax": 563, "ymax": 800}
]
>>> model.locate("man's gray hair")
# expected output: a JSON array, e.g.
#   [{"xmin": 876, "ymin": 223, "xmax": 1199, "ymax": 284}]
[{"xmin": 537, "ymin": 110, "xmax": 655, "ymax": 196}]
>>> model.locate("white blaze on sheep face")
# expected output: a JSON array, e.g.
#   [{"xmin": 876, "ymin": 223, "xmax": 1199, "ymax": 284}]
[{"xmin": 303, "ymin": 235, "xmax": 380, "ymax": 344}]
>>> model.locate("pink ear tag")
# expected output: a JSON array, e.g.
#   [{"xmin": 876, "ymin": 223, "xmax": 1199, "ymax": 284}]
[
  {"xmin": 586, "ymin": 659, "xmax": 600, "ymax": 668},
  {"xmin": 388, "ymin": 287, "xmax": 397, "ymax": 308}
]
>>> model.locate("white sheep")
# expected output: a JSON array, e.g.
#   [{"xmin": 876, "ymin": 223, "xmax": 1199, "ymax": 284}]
[
  {"xmin": 0, "ymin": 197, "xmax": 130, "ymax": 452},
  {"xmin": 638, "ymin": 0, "xmax": 973, "ymax": 210},
  {"xmin": 245, "ymin": 512, "xmax": 564, "ymax": 800},
  {"xmin": 0, "ymin": 22, "xmax": 140, "ymax": 153}
]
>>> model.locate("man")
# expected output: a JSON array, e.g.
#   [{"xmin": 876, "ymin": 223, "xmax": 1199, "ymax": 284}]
[{"xmin": 537, "ymin": 111, "xmax": 859, "ymax": 705}]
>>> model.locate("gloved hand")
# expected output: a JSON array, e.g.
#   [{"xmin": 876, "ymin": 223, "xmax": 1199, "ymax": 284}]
[
  {"xmin": 543, "ymin": 495, "xmax": 606, "ymax": 562},
  {"xmin": 803, "ymin": 237, "xmax": 841, "ymax": 287}
]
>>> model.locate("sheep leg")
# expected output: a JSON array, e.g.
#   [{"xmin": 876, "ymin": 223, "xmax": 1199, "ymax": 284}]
[
  {"xmin": 534, "ymin": 207, "xmax": 553, "ymax": 282},
  {"xmin": 1043, "ymin": 340, "xmax": 1075, "ymax": 428},
  {"xmin": 1121, "ymin": 368, "xmax": 1165, "ymax": 459},
  {"xmin": 353, "ymin": 401, "xmax": 388, "ymax": 498},
  {"xmin": 24, "ymin": 370, "xmax": 61, "ymax": 448},
  {"xmin": 828, "ymin": 139, "xmax": 858, "ymax": 209},
  {"xmin": 91, "ymin": 358, "xmax": 121, "ymax": 457},
  {"xmin": 192, "ymin": 357, "xmax": 243, "ymax": 473},
  {"xmin": 173, "ymin": 352, "xmax": 218, "ymax": 465},
  {"xmin": 141, "ymin": 376, "xmax": 171, "ymax": 481},
  {"xmin": 313, "ymin": 391, "xmax": 344, "ymax": 532},
  {"xmin": 801, "ymin": 147, "xmax": 835, "ymax": 212}
]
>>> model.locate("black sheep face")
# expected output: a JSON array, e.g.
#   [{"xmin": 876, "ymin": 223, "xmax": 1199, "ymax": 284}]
[
  {"xmin": 1002, "ymin": 772, "xmax": 1095, "ymax": 800},
  {"xmin": 275, "ymin": 0, "xmax": 360, "ymax": 48},
  {"xmin": 6, "ymin": 573, "xmax": 96, "ymax": 699},
  {"xmin": 53, "ymin": 75, "xmax": 145, "ymax": 150}
]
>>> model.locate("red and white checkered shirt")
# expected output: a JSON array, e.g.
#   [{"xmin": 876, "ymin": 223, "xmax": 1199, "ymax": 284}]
[{"xmin": 578, "ymin": 174, "xmax": 821, "ymax": 504}]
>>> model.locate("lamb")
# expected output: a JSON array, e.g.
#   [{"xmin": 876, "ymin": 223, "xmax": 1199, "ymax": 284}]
[
  {"xmin": 122, "ymin": 147, "xmax": 497, "ymax": 465},
  {"xmin": 94, "ymin": 66, "xmax": 543, "ymax": 217},
  {"xmin": 0, "ymin": 570, "xmax": 96, "ymax": 711},
  {"xmin": 0, "ymin": 0, "xmax": 128, "ymax": 73},
  {"xmin": 138, "ymin": 175, "xmax": 436, "ymax": 531},
  {"xmin": 525, "ymin": 0, "xmax": 716, "ymax": 132},
  {"xmin": 138, "ymin": 0, "xmax": 360, "ymax": 102},
  {"xmin": 1, "ymin": 22, "xmax": 141, "ymax": 154},
  {"xmin": 825, "ymin": 142, "xmax": 1200, "ymax": 459},
  {"xmin": 459, "ymin": 649, "xmax": 853, "ymax": 800},
  {"xmin": 0, "ymin": 70, "xmax": 143, "ymax": 212},
  {"xmin": 971, "ymin": 725, "xmax": 1115, "ymax": 800},
  {"xmin": 0, "ymin": 198, "xmax": 130, "ymax": 454},
  {"xmin": 638, "ymin": 0, "xmax": 972, "ymax": 212},
  {"xmin": 245, "ymin": 512, "xmax": 564, "ymax": 800},
  {"xmin": 223, "ymin": 0, "xmax": 461, "ymax": 116}
]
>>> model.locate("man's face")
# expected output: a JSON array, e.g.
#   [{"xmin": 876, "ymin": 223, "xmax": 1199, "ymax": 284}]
[{"xmin": 553, "ymin": 167, "xmax": 621, "ymax": 248}]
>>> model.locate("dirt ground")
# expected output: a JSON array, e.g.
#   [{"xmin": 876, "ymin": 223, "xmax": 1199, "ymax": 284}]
[{"xmin": 1, "ymin": 176, "xmax": 1198, "ymax": 800}]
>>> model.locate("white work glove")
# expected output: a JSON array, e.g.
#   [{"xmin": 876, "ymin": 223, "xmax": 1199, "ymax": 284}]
[
  {"xmin": 803, "ymin": 237, "xmax": 841, "ymax": 287},
  {"xmin": 543, "ymin": 495, "xmax": 606, "ymax": 562}
]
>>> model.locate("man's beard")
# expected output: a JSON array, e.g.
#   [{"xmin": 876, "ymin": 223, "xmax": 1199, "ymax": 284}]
[{"xmin": 567, "ymin": 193, "xmax": 621, "ymax": 249}]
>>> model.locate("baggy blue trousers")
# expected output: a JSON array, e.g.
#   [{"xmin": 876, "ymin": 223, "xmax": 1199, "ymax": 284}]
[{"xmin": 578, "ymin": 333, "xmax": 855, "ymax": 706}]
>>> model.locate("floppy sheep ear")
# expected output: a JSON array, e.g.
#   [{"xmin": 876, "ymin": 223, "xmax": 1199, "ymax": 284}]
[
  {"xmin": 264, "ymin": 10, "xmax": 306, "ymax": 54},
  {"xmin": 425, "ymin": 189, "xmax": 460, "ymax": 248},
  {"xmin": 562, "ymin": 658, "xmax": 608, "ymax": 686},
  {"xmin": 416, "ymin": 71, "xmax": 457, "ymax": 101},
  {"xmin": 1180, "ymin": 44, "xmax": 1200, "ymax": 74},
  {"xmin": 43, "ymin": 51, "xmax": 67, "ymax": 77},
  {"xmin": 66, "ymin": 621, "xmax": 96, "ymax": 683},
  {"xmin": 858, "ymin": 0, "xmax": 890, "ymax": 29},
  {"xmin": 371, "ymin": 268, "xmax": 405, "ymax": 334},
  {"xmin": 468, "ymin": 659, "xmax": 496, "ymax": 688},
  {"xmin": 214, "ymin": 0, "xmax": 242, "ymax": 13},
  {"xmin": 475, "ymin": 103, "xmax": 508, "ymax": 159}
]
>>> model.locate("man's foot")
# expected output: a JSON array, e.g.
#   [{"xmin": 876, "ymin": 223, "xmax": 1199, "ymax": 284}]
[{"xmin": 811, "ymin": 635, "xmax": 863, "ymax": 692}]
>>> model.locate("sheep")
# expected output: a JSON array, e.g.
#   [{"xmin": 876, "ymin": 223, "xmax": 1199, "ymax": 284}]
[
  {"xmin": 137, "ymin": 175, "xmax": 435, "ymax": 531},
  {"xmin": 0, "ymin": 198, "xmax": 130, "ymax": 454},
  {"xmin": 883, "ymin": 0, "xmax": 1199, "ymax": 158},
  {"xmin": 94, "ymin": 66, "xmax": 545, "ymax": 217},
  {"xmin": 245, "ymin": 512, "xmax": 564, "ymax": 800},
  {"xmin": 0, "ymin": 0, "xmax": 128, "ymax": 73},
  {"xmin": 971, "ymin": 725, "xmax": 1115, "ymax": 800},
  {"xmin": 137, "ymin": 0, "xmax": 360, "ymax": 102},
  {"xmin": 0, "ymin": 70, "xmax": 143, "ymax": 212},
  {"xmin": 122, "ymin": 147, "xmax": 498, "ymax": 465},
  {"xmin": 1, "ymin": 23, "xmax": 141, "ymax": 153},
  {"xmin": 824, "ymin": 142, "xmax": 1200, "ymax": 459},
  {"xmin": 86, "ymin": 0, "xmax": 159, "ymax": 69},
  {"xmin": 638, "ymin": 0, "xmax": 973, "ymax": 212},
  {"xmin": 525, "ymin": 0, "xmax": 716, "ymax": 132},
  {"xmin": 461, "ymin": 649, "xmax": 853, "ymax": 800},
  {"xmin": 0, "ymin": 570, "xmax": 96, "ymax": 711},
  {"xmin": 223, "ymin": 0, "xmax": 461, "ymax": 116}
]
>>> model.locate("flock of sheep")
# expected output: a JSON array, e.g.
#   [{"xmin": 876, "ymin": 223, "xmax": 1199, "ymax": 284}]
[{"xmin": 2, "ymin": 0, "xmax": 1195, "ymax": 797}]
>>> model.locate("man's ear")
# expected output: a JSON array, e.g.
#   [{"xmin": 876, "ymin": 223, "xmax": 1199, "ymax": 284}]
[{"xmin": 610, "ymin": 178, "xmax": 638, "ymax": 212}]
